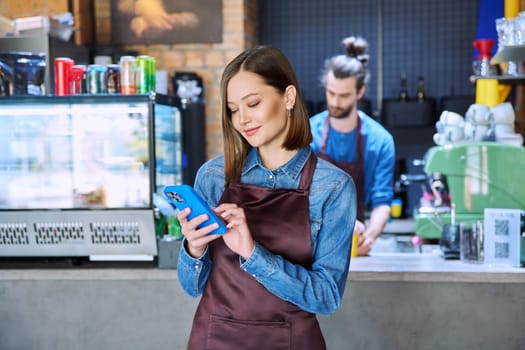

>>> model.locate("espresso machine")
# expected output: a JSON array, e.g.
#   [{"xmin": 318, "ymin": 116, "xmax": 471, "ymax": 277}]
[
  {"xmin": 0, "ymin": 52, "xmax": 46, "ymax": 95},
  {"xmin": 414, "ymin": 142, "xmax": 525, "ymax": 239}
]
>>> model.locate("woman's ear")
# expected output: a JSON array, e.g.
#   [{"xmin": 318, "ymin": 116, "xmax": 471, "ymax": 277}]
[{"xmin": 284, "ymin": 85, "xmax": 297, "ymax": 109}]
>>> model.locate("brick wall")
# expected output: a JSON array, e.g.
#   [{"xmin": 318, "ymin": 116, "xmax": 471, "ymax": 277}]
[
  {"xmin": 1, "ymin": 1, "xmax": 68, "ymax": 17},
  {"xmin": 2, "ymin": 0, "xmax": 259, "ymax": 159}
]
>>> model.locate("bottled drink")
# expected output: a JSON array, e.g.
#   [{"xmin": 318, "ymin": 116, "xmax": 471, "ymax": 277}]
[
  {"xmin": 399, "ymin": 73, "xmax": 408, "ymax": 101},
  {"xmin": 106, "ymin": 64, "xmax": 121, "ymax": 94},
  {"xmin": 417, "ymin": 76, "xmax": 425, "ymax": 102}
]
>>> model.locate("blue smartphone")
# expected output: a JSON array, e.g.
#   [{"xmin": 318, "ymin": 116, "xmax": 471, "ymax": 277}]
[{"xmin": 163, "ymin": 184, "xmax": 227, "ymax": 235}]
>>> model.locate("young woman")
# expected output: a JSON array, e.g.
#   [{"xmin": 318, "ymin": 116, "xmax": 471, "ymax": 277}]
[{"xmin": 177, "ymin": 45, "xmax": 356, "ymax": 350}]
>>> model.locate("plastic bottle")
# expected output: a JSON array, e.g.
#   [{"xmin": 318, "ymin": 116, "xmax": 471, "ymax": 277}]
[
  {"xmin": 399, "ymin": 73, "xmax": 408, "ymax": 101},
  {"xmin": 417, "ymin": 76, "xmax": 425, "ymax": 102}
]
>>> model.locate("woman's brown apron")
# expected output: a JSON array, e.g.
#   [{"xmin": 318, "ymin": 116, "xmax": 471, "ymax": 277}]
[
  {"xmin": 186, "ymin": 154, "xmax": 325, "ymax": 350},
  {"xmin": 318, "ymin": 116, "xmax": 365, "ymax": 222}
]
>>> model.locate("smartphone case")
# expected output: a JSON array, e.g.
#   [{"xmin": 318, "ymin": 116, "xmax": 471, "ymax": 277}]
[{"xmin": 163, "ymin": 184, "xmax": 227, "ymax": 235}]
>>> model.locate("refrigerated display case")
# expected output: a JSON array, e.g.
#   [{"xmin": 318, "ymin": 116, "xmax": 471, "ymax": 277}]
[{"xmin": 0, "ymin": 93, "xmax": 204, "ymax": 260}]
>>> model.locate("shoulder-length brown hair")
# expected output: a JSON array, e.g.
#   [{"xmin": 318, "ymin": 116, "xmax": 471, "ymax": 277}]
[{"xmin": 220, "ymin": 45, "xmax": 312, "ymax": 186}]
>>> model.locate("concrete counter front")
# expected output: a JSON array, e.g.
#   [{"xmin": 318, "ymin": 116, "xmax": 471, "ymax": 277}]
[{"xmin": 0, "ymin": 254, "xmax": 524, "ymax": 350}]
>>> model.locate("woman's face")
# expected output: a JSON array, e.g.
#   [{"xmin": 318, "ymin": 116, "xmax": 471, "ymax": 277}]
[{"xmin": 226, "ymin": 71, "xmax": 290, "ymax": 150}]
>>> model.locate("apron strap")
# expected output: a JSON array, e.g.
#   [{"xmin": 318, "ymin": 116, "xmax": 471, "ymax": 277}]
[
  {"xmin": 356, "ymin": 116, "xmax": 364, "ymax": 161},
  {"xmin": 298, "ymin": 152, "xmax": 317, "ymax": 191}
]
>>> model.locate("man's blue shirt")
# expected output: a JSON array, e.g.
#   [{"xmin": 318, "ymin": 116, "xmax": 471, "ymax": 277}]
[{"xmin": 310, "ymin": 110, "xmax": 395, "ymax": 209}]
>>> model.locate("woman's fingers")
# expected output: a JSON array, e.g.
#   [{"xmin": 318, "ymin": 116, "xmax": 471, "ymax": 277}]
[
  {"xmin": 178, "ymin": 208, "xmax": 222, "ymax": 257},
  {"xmin": 215, "ymin": 203, "xmax": 245, "ymax": 222}
]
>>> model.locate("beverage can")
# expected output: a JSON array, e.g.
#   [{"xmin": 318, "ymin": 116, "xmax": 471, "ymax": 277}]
[
  {"xmin": 70, "ymin": 65, "xmax": 87, "ymax": 94},
  {"xmin": 54, "ymin": 57, "xmax": 75, "ymax": 96},
  {"xmin": 86, "ymin": 64, "xmax": 108, "ymax": 94},
  {"xmin": 147, "ymin": 56, "xmax": 156, "ymax": 92},
  {"xmin": 106, "ymin": 64, "xmax": 121, "ymax": 94},
  {"xmin": 136, "ymin": 55, "xmax": 150, "ymax": 94},
  {"xmin": 119, "ymin": 56, "xmax": 137, "ymax": 94}
]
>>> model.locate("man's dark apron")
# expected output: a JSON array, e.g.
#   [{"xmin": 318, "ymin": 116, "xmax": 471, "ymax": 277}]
[
  {"xmin": 318, "ymin": 116, "xmax": 365, "ymax": 222},
  {"xmin": 187, "ymin": 154, "xmax": 325, "ymax": 350}
]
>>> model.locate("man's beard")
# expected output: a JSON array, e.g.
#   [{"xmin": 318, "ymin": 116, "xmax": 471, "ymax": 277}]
[{"xmin": 328, "ymin": 103, "xmax": 354, "ymax": 119}]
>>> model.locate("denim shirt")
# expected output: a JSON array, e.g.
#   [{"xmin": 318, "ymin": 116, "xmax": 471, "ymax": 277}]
[{"xmin": 177, "ymin": 146, "xmax": 356, "ymax": 315}]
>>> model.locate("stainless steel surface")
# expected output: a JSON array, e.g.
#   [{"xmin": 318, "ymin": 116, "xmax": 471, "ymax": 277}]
[
  {"xmin": 381, "ymin": 218, "xmax": 416, "ymax": 234},
  {"xmin": 350, "ymin": 250, "xmax": 525, "ymax": 283},
  {"xmin": 1, "ymin": 252, "xmax": 522, "ymax": 283},
  {"xmin": 0, "ymin": 209, "xmax": 157, "ymax": 258}
]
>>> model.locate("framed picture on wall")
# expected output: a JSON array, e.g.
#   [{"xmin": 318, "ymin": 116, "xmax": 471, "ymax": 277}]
[{"xmin": 110, "ymin": 0, "xmax": 222, "ymax": 45}]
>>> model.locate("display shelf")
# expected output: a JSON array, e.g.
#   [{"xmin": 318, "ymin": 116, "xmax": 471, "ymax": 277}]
[
  {"xmin": 469, "ymin": 74, "xmax": 525, "ymax": 83},
  {"xmin": 490, "ymin": 45, "xmax": 525, "ymax": 64},
  {"xmin": 468, "ymin": 45, "xmax": 525, "ymax": 84}
]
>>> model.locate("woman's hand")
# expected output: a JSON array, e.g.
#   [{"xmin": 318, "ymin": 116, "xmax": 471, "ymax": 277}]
[
  {"xmin": 177, "ymin": 208, "xmax": 222, "ymax": 258},
  {"xmin": 215, "ymin": 203, "xmax": 255, "ymax": 260}
]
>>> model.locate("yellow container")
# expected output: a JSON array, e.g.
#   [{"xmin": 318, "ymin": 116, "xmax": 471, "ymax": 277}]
[
  {"xmin": 475, "ymin": 79, "xmax": 511, "ymax": 107},
  {"xmin": 505, "ymin": 0, "xmax": 519, "ymax": 18},
  {"xmin": 351, "ymin": 232, "xmax": 360, "ymax": 257},
  {"xmin": 391, "ymin": 199, "xmax": 403, "ymax": 218}
]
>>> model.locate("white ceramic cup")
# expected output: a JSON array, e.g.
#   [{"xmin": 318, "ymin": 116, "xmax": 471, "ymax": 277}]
[
  {"xmin": 466, "ymin": 104, "xmax": 491, "ymax": 125},
  {"xmin": 433, "ymin": 125, "xmax": 464, "ymax": 144},
  {"xmin": 474, "ymin": 124, "xmax": 489, "ymax": 141},
  {"xmin": 463, "ymin": 121, "xmax": 475, "ymax": 140},
  {"xmin": 491, "ymin": 102, "xmax": 515, "ymax": 124},
  {"xmin": 439, "ymin": 110, "xmax": 464, "ymax": 126},
  {"xmin": 433, "ymin": 133, "xmax": 445, "ymax": 145},
  {"xmin": 494, "ymin": 123, "xmax": 515, "ymax": 136},
  {"xmin": 444, "ymin": 125, "xmax": 464, "ymax": 142}
]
